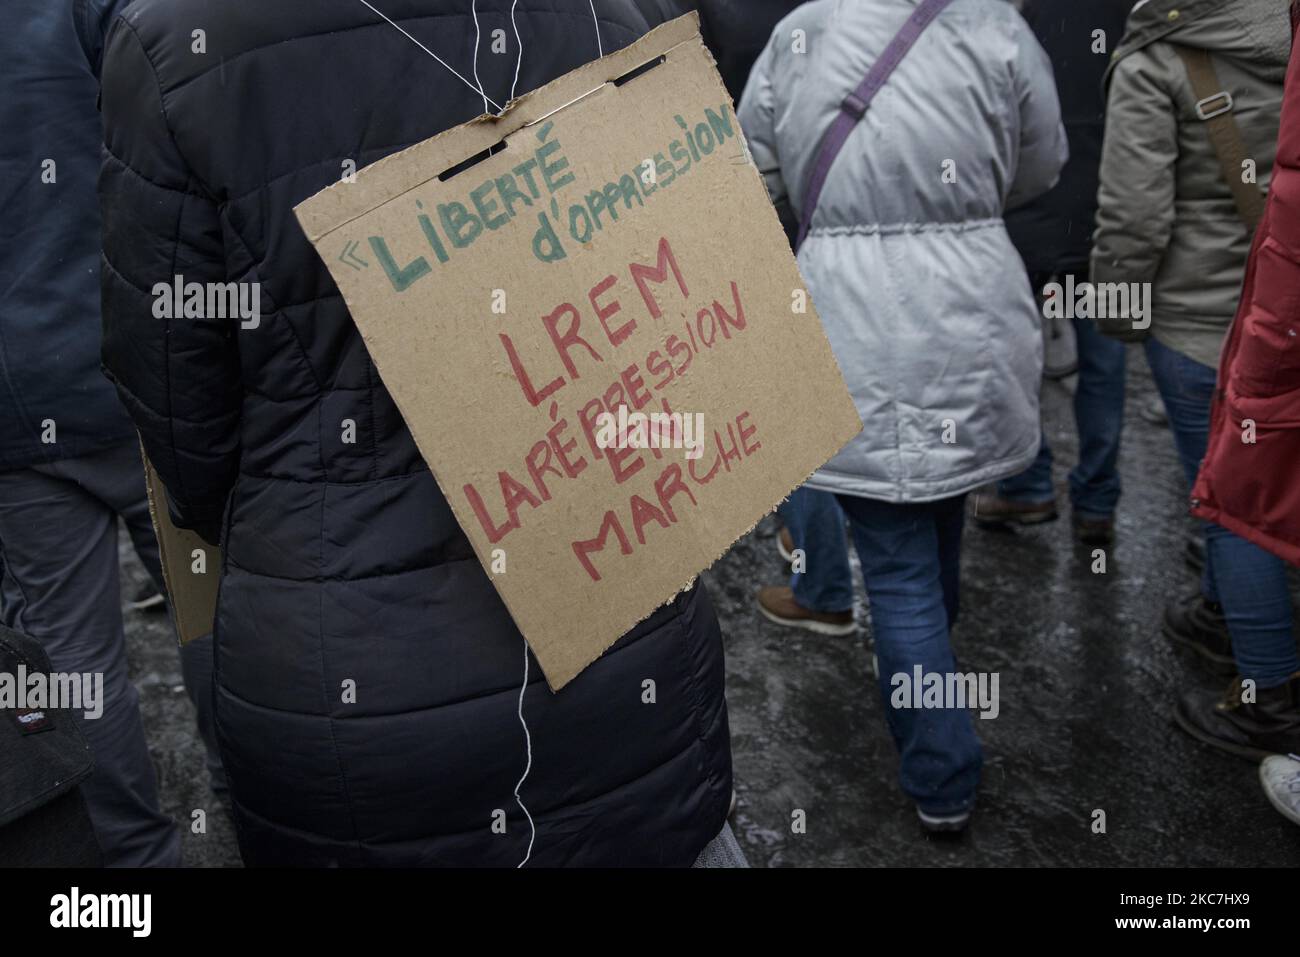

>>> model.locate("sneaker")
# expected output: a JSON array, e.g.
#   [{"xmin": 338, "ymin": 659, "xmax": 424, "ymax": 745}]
[
  {"xmin": 776, "ymin": 527, "xmax": 795, "ymax": 563},
  {"xmin": 971, "ymin": 490, "xmax": 1058, "ymax": 528},
  {"xmin": 1073, "ymin": 514, "xmax": 1115, "ymax": 546},
  {"xmin": 756, "ymin": 585, "xmax": 855, "ymax": 637},
  {"xmin": 1173, "ymin": 674, "xmax": 1300, "ymax": 762},
  {"xmin": 1162, "ymin": 593, "xmax": 1235, "ymax": 676},
  {"xmin": 917, "ymin": 806, "xmax": 971, "ymax": 834},
  {"xmin": 1259, "ymin": 755, "xmax": 1300, "ymax": 826},
  {"xmin": 127, "ymin": 582, "xmax": 166, "ymax": 612}
]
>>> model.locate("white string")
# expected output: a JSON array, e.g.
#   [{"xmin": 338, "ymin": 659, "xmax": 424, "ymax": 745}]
[
  {"xmin": 470, "ymin": 0, "xmax": 492, "ymax": 114},
  {"xmin": 473, "ymin": 0, "xmax": 525, "ymax": 116},
  {"xmin": 354, "ymin": 0, "xmax": 504, "ymax": 113},
  {"xmin": 357, "ymin": 0, "xmax": 602, "ymax": 120},
  {"xmin": 514, "ymin": 637, "xmax": 535, "ymax": 868},
  {"xmin": 588, "ymin": 0, "xmax": 603, "ymax": 58},
  {"xmin": 508, "ymin": 0, "xmax": 524, "ymax": 104},
  {"xmin": 348, "ymin": 2, "xmax": 606, "ymax": 870}
]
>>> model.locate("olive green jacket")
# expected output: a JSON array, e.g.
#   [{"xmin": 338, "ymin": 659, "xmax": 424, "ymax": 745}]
[{"xmin": 1091, "ymin": 0, "xmax": 1289, "ymax": 367}]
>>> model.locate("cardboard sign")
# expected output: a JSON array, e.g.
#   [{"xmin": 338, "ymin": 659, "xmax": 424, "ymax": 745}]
[
  {"xmin": 295, "ymin": 13, "xmax": 862, "ymax": 689},
  {"xmin": 141, "ymin": 449, "xmax": 219, "ymax": 645}
]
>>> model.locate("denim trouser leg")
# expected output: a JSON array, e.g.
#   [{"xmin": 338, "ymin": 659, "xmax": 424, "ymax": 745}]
[
  {"xmin": 1205, "ymin": 525, "xmax": 1299, "ymax": 686},
  {"xmin": 778, "ymin": 486, "xmax": 854, "ymax": 613},
  {"xmin": 997, "ymin": 307, "xmax": 1127, "ymax": 515},
  {"xmin": 835, "ymin": 493, "xmax": 982, "ymax": 814},
  {"xmin": 1144, "ymin": 338, "xmax": 1297, "ymax": 687},
  {"xmin": 1068, "ymin": 313, "xmax": 1126, "ymax": 519},
  {"xmin": 1144, "ymin": 338, "xmax": 1219, "ymax": 600},
  {"xmin": 997, "ymin": 432, "xmax": 1054, "ymax": 504}
]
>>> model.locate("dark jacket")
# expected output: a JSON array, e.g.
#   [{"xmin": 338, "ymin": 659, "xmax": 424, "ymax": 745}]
[
  {"xmin": 1193, "ymin": 8, "xmax": 1300, "ymax": 567},
  {"xmin": 1004, "ymin": 0, "xmax": 1132, "ymax": 274},
  {"xmin": 634, "ymin": 0, "xmax": 808, "ymax": 103},
  {"xmin": 99, "ymin": 0, "xmax": 731, "ymax": 866},
  {"xmin": 0, "ymin": 0, "xmax": 136, "ymax": 468},
  {"xmin": 698, "ymin": 0, "xmax": 809, "ymax": 103}
]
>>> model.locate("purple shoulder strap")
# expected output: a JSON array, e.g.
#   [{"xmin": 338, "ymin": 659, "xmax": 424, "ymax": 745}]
[{"xmin": 795, "ymin": 0, "xmax": 956, "ymax": 249}]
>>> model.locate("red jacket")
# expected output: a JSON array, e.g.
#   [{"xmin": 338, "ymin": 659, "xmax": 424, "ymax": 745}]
[{"xmin": 1192, "ymin": 13, "xmax": 1300, "ymax": 565}]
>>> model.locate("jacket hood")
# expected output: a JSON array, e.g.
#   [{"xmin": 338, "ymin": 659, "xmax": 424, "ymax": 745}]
[{"xmin": 1109, "ymin": 0, "xmax": 1291, "ymax": 86}]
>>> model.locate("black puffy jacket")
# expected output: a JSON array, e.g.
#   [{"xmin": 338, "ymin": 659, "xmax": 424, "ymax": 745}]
[{"xmin": 99, "ymin": 0, "xmax": 731, "ymax": 867}]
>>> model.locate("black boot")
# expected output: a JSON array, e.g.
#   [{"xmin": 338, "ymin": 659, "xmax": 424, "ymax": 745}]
[
  {"xmin": 1162, "ymin": 593, "xmax": 1234, "ymax": 676},
  {"xmin": 1174, "ymin": 674, "xmax": 1300, "ymax": 762}
]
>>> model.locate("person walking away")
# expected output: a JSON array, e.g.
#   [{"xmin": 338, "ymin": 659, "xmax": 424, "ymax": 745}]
[
  {"xmin": 1091, "ymin": 0, "xmax": 1297, "ymax": 758},
  {"xmin": 973, "ymin": 0, "xmax": 1133, "ymax": 546},
  {"xmin": 0, "ymin": 0, "xmax": 224, "ymax": 866},
  {"xmin": 760, "ymin": 487, "xmax": 857, "ymax": 636},
  {"xmin": 1187, "ymin": 1, "xmax": 1300, "ymax": 763},
  {"xmin": 99, "ymin": 0, "xmax": 733, "ymax": 867},
  {"xmin": 739, "ymin": 0, "xmax": 1066, "ymax": 832}
]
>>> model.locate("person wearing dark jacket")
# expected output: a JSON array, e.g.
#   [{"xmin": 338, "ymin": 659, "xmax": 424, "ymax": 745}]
[
  {"xmin": 0, "ymin": 0, "xmax": 223, "ymax": 866},
  {"xmin": 99, "ymin": 0, "xmax": 733, "ymax": 867},
  {"xmin": 974, "ymin": 0, "xmax": 1132, "ymax": 545}
]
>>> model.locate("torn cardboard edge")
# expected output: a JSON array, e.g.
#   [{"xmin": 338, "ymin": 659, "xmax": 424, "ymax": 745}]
[
  {"xmin": 294, "ymin": 12, "xmax": 702, "ymax": 243},
  {"xmin": 140, "ymin": 444, "xmax": 219, "ymax": 646},
  {"xmin": 530, "ymin": 456, "xmax": 852, "ymax": 690}
]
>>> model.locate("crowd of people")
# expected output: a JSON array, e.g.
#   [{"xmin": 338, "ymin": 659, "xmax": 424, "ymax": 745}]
[
  {"xmin": 1, "ymin": 0, "xmax": 1297, "ymax": 867},
  {"xmin": 752, "ymin": 0, "xmax": 1299, "ymax": 835}
]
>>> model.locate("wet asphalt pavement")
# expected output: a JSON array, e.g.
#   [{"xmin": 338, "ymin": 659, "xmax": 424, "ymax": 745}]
[{"xmin": 123, "ymin": 345, "xmax": 1300, "ymax": 867}]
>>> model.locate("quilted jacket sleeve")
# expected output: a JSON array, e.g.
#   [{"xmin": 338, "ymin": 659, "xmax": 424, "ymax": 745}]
[
  {"xmin": 1091, "ymin": 50, "xmax": 1178, "ymax": 292},
  {"xmin": 99, "ymin": 16, "xmax": 241, "ymax": 545}
]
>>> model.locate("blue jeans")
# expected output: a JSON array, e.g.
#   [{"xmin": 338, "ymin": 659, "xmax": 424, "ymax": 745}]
[
  {"xmin": 999, "ymin": 307, "xmax": 1126, "ymax": 519},
  {"xmin": 835, "ymin": 493, "xmax": 982, "ymax": 814},
  {"xmin": 1144, "ymin": 337, "xmax": 1298, "ymax": 688},
  {"xmin": 778, "ymin": 487, "xmax": 853, "ymax": 613}
]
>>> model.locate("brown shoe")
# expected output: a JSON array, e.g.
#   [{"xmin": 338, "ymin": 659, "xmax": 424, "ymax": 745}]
[
  {"xmin": 1073, "ymin": 514, "xmax": 1115, "ymax": 546},
  {"xmin": 777, "ymin": 527, "xmax": 796, "ymax": 562},
  {"xmin": 971, "ymin": 490, "xmax": 1058, "ymax": 528},
  {"xmin": 757, "ymin": 585, "xmax": 855, "ymax": 636}
]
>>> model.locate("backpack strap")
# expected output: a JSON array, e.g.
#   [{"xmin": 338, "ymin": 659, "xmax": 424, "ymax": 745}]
[
  {"xmin": 795, "ymin": 0, "xmax": 956, "ymax": 249},
  {"xmin": 1174, "ymin": 46, "xmax": 1266, "ymax": 231}
]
